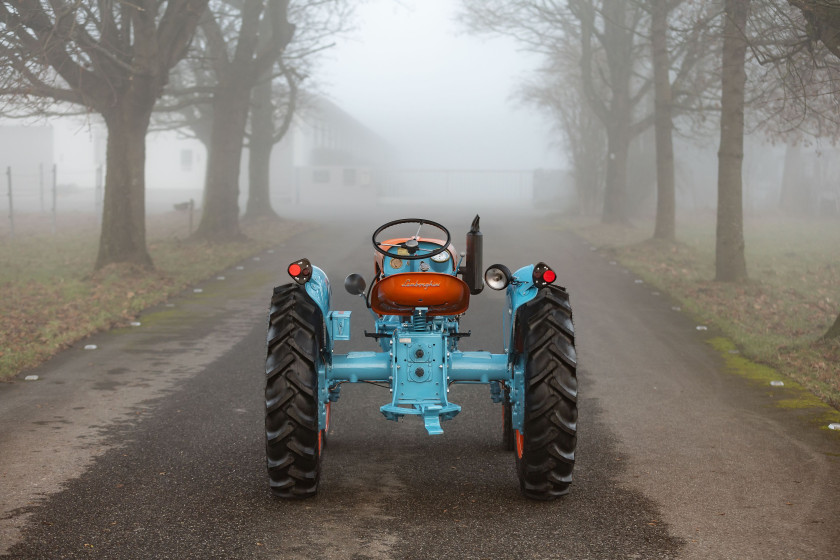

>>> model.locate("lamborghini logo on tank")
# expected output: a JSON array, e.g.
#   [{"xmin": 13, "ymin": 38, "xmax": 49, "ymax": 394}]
[{"xmin": 400, "ymin": 279, "xmax": 441, "ymax": 290}]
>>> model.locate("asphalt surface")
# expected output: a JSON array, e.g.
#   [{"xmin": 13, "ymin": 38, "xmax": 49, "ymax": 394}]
[{"xmin": 1, "ymin": 207, "xmax": 838, "ymax": 559}]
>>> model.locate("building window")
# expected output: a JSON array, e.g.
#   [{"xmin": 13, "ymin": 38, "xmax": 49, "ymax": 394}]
[
  {"xmin": 343, "ymin": 168, "xmax": 356, "ymax": 186},
  {"xmin": 313, "ymin": 169, "xmax": 330, "ymax": 183}
]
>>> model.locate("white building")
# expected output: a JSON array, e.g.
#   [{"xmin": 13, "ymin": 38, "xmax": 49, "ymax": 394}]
[{"xmin": 268, "ymin": 96, "xmax": 391, "ymax": 207}]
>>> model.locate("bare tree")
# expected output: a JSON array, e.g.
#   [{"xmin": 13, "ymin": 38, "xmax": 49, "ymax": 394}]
[
  {"xmin": 519, "ymin": 51, "xmax": 606, "ymax": 215},
  {"xmin": 570, "ymin": 0, "xmax": 656, "ymax": 225},
  {"xmin": 650, "ymin": 0, "xmax": 677, "ymax": 240},
  {"xmin": 244, "ymin": 63, "xmax": 298, "ymax": 221},
  {"xmin": 713, "ymin": 0, "xmax": 840, "ymax": 284},
  {"xmin": 636, "ymin": 0, "xmax": 719, "ymax": 240},
  {"xmin": 462, "ymin": 0, "xmax": 714, "ymax": 230},
  {"xmin": 0, "ymin": 0, "xmax": 208, "ymax": 269},
  {"xmin": 744, "ymin": 2, "xmax": 840, "ymax": 141},
  {"xmin": 460, "ymin": 1, "xmax": 652, "ymax": 224},
  {"xmin": 715, "ymin": 0, "xmax": 750, "ymax": 282},
  {"xmin": 243, "ymin": 0, "xmax": 352, "ymax": 221},
  {"xmin": 783, "ymin": 0, "xmax": 840, "ymax": 338},
  {"xmin": 778, "ymin": 143, "xmax": 811, "ymax": 213},
  {"xmin": 156, "ymin": 0, "xmax": 349, "ymax": 233},
  {"xmin": 787, "ymin": 0, "xmax": 840, "ymax": 59},
  {"xmin": 191, "ymin": 0, "xmax": 294, "ymax": 242}
]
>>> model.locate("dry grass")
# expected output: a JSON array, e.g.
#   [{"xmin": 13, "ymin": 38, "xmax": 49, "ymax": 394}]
[
  {"xmin": 561, "ymin": 213, "xmax": 840, "ymax": 408},
  {"xmin": 0, "ymin": 213, "xmax": 301, "ymax": 380}
]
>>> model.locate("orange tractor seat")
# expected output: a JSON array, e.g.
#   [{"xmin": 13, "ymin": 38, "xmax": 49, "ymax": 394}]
[{"xmin": 370, "ymin": 272, "xmax": 470, "ymax": 316}]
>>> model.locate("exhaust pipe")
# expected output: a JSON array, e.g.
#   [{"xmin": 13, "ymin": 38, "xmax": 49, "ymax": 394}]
[{"xmin": 461, "ymin": 214, "xmax": 484, "ymax": 295}]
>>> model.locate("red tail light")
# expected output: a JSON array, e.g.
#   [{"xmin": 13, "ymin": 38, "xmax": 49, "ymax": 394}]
[
  {"xmin": 288, "ymin": 258, "xmax": 312, "ymax": 285},
  {"xmin": 533, "ymin": 262, "xmax": 556, "ymax": 288}
]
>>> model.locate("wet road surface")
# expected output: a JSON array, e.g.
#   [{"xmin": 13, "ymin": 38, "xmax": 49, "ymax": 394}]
[{"xmin": 1, "ymin": 208, "xmax": 838, "ymax": 559}]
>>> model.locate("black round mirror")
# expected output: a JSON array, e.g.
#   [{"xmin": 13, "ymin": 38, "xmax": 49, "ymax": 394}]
[{"xmin": 344, "ymin": 273, "xmax": 367, "ymax": 296}]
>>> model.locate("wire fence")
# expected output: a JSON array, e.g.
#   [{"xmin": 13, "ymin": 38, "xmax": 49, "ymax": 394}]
[
  {"xmin": 0, "ymin": 163, "xmax": 205, "ymax": 241},
  {"xmin": 379, "ymin": 169, "xmax": 535, "ymax": 202},
  {"xmin": 2, "ymin": 164, "xmax": 578, "ymax": 240},
  {"xmin": 1, "ymin": 163, "xmax": 104, "ymax": 238}
]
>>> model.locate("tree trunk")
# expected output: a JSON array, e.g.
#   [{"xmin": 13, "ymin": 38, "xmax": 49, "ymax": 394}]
[
  {"xmin": 651, "ymin": 0, "xmax": 676, "ymax": 241},
  {"xmin": 96, "ymin": 98, "xmax": 155, "ymax": 270},
  {"xmin": 602, "ymin": 119, "xmax": 630, "ymax": 224},
  {"xmin": 824, "ymin": 310, "xmax": 840, "ymax": 340},
  {"xmin": 715, "ymin": 0, "xmax": 750, "ymax": 282},
  {"xmin": 578, "ymin": 153, "xmax": 603, "ymax": 216},
  {"xmin": 779, "ymin": 144, "xmax": 812, "ymax": 214},
  {"xmin": 193, "ymin": 83, "xmax": 252, "ymax": 241},
  {"xmin": 787, "ymin": 1, "xmax": 840, "ymax": 60},
  {"xmin": 600, "ymin": 0, "xmax": 632, "ymax": 225},
  {"xmin": 191, "ymin": 0, "xmax": 294, "ymax": 240},
  {"xmin": 244, "ymin": 76, "xmax": 279, "ymax": 221}
]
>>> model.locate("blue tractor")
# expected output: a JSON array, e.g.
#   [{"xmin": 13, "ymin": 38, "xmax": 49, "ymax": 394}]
[{"xmin": 265, "ymin": 216, "xmax": 577, "ymax": 500}]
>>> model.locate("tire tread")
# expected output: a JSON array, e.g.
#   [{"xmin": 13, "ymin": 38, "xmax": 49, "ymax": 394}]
[
  {"xmin": 265, "ymin": 283, "xmax": 323, "ymax": 499},
  {"xmin": 515, "ymin": 285, "xmax": 578, "ymax": 500}
]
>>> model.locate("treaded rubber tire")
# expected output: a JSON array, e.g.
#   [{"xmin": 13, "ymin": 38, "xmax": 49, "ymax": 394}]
[
  {"xmin": 513, "ymin": 285, "xmax": 577, "ymax": 500},
  {"xmin": 265, "ymin": 283, "xmax": 324, "ymax": 499},
  {"xmin": 502, "ymin": 382, "xmax": 514, "ymax": 451}
]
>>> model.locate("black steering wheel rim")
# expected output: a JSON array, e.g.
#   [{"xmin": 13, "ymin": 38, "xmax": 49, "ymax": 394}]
[{"xmin": 372, "ymin": 218, "xmax": 451, "ymax": 261}]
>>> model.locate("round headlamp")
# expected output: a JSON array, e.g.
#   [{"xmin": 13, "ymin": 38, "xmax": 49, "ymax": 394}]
[{"xmin": 484, "ymin": 264, "xmax": 512, "ymax": 291}]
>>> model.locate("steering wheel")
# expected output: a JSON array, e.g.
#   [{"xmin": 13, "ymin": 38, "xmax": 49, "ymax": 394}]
[{"xmin": 372, "ymin": 218, "xmax": 451, "ymax": 261}]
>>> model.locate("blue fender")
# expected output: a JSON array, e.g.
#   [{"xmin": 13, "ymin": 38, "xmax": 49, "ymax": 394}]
[
  {"xmin": 303, "ymin": 265, "xmax": 331, "ymax": 324},
  {"xmin": 504, "ymin": 265, "xmax": 539, "ymax": 350},
  {"xmin": 300, "ymin": 266, "xmax": 332, "ymax": 431},
  {"xmin": 504, "ymin": 264, "xmax": 540, "ymax": 434}
]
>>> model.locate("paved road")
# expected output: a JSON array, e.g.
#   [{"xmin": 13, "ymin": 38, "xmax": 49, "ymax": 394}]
[{"xmin": 1, "ymin": 208, "xmax": 838, "ymax": 559}]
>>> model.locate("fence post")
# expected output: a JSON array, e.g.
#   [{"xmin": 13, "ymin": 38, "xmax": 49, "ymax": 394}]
[
  {"xmin": 51, "ymin": 163, "xmax": 57, "ymax": 235},
  {"xmin": 6, "ymin": 166, "xmax": 13, "ymax": 239},
  {"xmin": 188, "ymin": 198, "xmax": 194, "ymax": 235}
]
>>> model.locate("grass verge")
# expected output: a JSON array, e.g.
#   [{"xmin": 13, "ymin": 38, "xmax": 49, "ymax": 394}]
[
  {"xmin": 559, "ymin": 214, "xmax": 840, "ymax": 409},
  {"xmin": 0, "ymin": 213, "xmax": 301, "ymax": 380}
]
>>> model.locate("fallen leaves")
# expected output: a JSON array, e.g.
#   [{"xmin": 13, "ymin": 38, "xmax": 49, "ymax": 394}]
[
  {"xmin": 582, "ymin": 218, "xmax": 840, "ymax": 407},
  {"xmin": 0, "ymin": 215, "xmax": 301, "ymax": 380}
]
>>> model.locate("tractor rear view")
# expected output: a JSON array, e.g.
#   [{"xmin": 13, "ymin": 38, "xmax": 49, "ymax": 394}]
[{"xmin": 265, "ymin": 216, "xmax": 577, "ymax": 500}]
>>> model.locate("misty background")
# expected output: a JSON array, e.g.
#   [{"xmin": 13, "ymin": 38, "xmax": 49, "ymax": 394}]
[
  {"xmin": 0, "ymin": 1, "xmax": 566, "ymax": 216},
  {"xmin": 317, "ymin": 1, "xmax": 562, "ymax": 170},
  {"xmin": 0, "ymin": 0, "xmax": 838, "ymax": 255}
]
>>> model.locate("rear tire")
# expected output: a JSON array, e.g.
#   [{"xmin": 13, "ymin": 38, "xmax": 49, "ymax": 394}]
[
  {"xmin": 514, "ymin": 285, "xmax": 577, "ymax": 500},
  {"xmin": 265, "ymin": 284, "xmax": 324, "ymax": 499}
]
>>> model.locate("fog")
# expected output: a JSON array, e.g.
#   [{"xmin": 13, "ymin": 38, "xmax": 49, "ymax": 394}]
[
  {"xmin": 1, "ymin": 5, "xmax": 839, "ymax": 552},
  {"xmin": 316, "ymin": 1, "xmax": 563, "ymax": 171},
  {"xmin": 2, "ymin": 0, "xmax": 839, "ymax": 221}
]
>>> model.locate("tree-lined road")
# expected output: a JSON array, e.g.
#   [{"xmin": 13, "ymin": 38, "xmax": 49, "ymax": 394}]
[{"xmin": 1, "ymin": 210, "xmax": 838, "ymax": 559}]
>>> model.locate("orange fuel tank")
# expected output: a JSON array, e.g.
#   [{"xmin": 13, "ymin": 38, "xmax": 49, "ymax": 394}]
[{"xmin": 370, "ymin": 272, "xmax": 470, "ymax": 316}]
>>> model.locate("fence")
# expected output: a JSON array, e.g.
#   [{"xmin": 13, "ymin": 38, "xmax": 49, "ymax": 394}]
[
  {"xmin": 2, "ymin": 165, "xmax": 573, "ymax": 238},
  {"xmin": 2, "ymin": 163, "xmax": 104, "ymax": 239},
  {"xmin": 0, "ymin": 164, "xmax": 208, "ymax": 240},
  {"xmin": 379, "ymin": 169, "xmax": 534, "ymax": 203}
]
